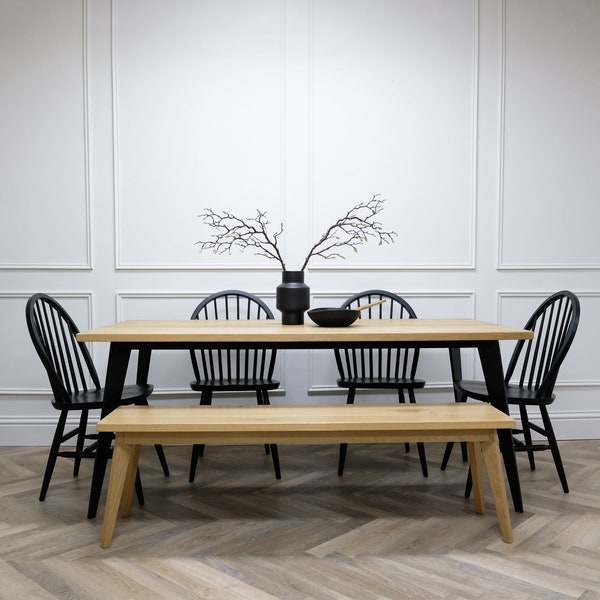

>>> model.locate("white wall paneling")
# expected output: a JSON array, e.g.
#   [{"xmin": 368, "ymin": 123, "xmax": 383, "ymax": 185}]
[
  {"xmin": 113, "ymin": 0, "xmax": 286, "ymax": 269},
  {"xmin": 0, "ymin": 0, "xmax": 91, "ymax": 269},
  {"xmin": 1, "ymin": 0, "xmax": 599, "ymax": 444},
  {"xmin": 498, "ymin": 0, "xmax": 600, "ymax": 269},
  {"xmin": 309, "ymin": 0, "xmax": 478, "ymax": 270}
]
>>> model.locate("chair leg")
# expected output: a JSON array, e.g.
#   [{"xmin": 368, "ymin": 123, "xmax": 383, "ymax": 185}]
[
  {"xmin": 135, "ymin": 468, "xmax": 144, "ymax": 505},
  {"xmin": 338, "ymin": 389, "xmax": 356, "ymax": 476},
  {"xmin": 416, "ymin": 442, "xmax": 428, "ymax": 478},
  {"xmin": 398, "ymin": 388, "xmax": 414, "ymax": 452},
  {"xmin": 73, "ymin": 410, "xmax": 88, "ymax": 477},
  {"xmin": 519, "ymin": 404, "xmax": 536, "ymax": 471},
  {"xmin": 464, "ymin": 466, "xmax": 472, "ymax": 498},
  {"xmin": 540, "ymin": 405, "xmax": 569, "ymax": 493},
  {"xmin": 407, "ymin": 389, "xmax": 428, "ymax": 476},
  {"xmin": 441, "ymin": 441, "xmax": 470, "ymax": 471},
  {"xmin": 189, "ymin": 445, "xmax": 201, "ymax": 483},
  {"xmin": 440, "ymin": 442, "xmax": 454, "ymax": 471},
  {"xmin": 257, "ymin": 390, "xmax": 270, "ymax": 455},
  {"xmin": 260, "ymin": 390, "xmax": 281, "ymax": 477},
  {"xmin": 189, "ymin": 392, "xmax": 211, "ymax": 482},
  {"xmin": 338, "ymin": 443, "xmax": 348, "ymax": 477},
  {"xmin": 399, "ymin": 389, "xmax": 410, "ymax": 452},
  {"xmin": 40, "ymin": 410, "xmax": 68, "ymax": 501},
  {"xmin": 270, "ymin": 444, "xmax": 281, "ymax": 479},
  {"xmin": 460, "ymin": 442, "xmax": 468, "ymax": 462},
  {"xmin": 154, "ymin": 445, "xmax": 170, "ymax": 477}
]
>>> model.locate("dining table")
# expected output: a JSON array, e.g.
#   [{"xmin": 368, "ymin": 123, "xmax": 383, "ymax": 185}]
[{"xmin": 76, "ymin": 317, "xmax": 533, "ymax": 519}]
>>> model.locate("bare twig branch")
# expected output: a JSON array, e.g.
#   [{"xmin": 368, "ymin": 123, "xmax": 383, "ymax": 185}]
[
  {"xmin": 195, "ymin": 195, "xmax": 396, "ymax": 271},
  {"xmin": 195, "ymin": 208, "xmax": 286, "ymax": 270},
  {"xmin": 299, "ymin": 195, "xmax": 397, "ymax": 270}
]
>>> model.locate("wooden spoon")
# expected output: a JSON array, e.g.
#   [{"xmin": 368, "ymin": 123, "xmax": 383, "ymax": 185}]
[{"xmin": 354, "ymin": 299, "xmax": 386, "ymax": 312}]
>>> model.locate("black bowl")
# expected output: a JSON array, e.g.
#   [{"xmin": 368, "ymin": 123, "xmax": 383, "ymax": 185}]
[{"xmin": 307, "ymin": 307, "xmax": 359, "ymax": 327}]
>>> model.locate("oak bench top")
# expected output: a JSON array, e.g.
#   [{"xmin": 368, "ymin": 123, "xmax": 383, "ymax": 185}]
[{"xmin": 97, "ymin": 402, "xmax": 516, "ymax": 434}]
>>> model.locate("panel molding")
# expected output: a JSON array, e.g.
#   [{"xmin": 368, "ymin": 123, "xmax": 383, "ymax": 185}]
[
  {"xmin": 307, "ymin": 0, "xmax": 479, "ymax": 271},
  {"xmin": 0, "ymin": 0, "xmax": 92, "ymax": 271},
  {"xmin": 497, "ymin": 0, "xmax": 600, "ymax": 271},
  {"xmin": 112, "ymin": 0, "xmax": 287, "ymax": 271}
]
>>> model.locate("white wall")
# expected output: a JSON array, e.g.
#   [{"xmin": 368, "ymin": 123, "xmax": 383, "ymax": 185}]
[{"xmin": 1, "ymin": 0, "xmax": 599, "ymax": 445}]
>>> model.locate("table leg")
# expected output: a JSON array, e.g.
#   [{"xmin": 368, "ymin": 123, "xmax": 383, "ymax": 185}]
[
  {"xmin": 88, "ymin": 343, "xmax": 131, "ymax": 519},
  {"xmin": 481, "ymin": 434, "xmax": 513, "ymax": 543},
  {"xmin": 136, "ymin": 346, "xmax": 151, "ymax": 385},
  {"xmin": 443, "ymin": 348, "xmax": 469, "ymax": 466},
  {"xmin": 477, "ymin": 341, "xmax": 523, "ymax": 513}
]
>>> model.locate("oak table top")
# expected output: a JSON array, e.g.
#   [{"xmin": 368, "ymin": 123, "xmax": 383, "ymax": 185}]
[{"xmin": 77, "ymin": 318, "xmax": 534, "ymax": 344}]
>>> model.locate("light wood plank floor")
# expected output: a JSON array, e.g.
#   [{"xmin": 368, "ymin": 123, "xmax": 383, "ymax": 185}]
[{"xmin": 1, "ymin": 440, "xmax": 599, "ymax": 599}]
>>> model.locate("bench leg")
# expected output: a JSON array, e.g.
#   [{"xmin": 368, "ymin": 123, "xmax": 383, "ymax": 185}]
[
  {"xmin": 467, "ymin": 442, "xmax": 485, "ymax": 515},
  {"xmin": 480, "ymin": 434, "xmax": 513, "ymax": 543},
  {"xmin": 100, "ymin": 436, "xmax": 139, "ymax": 549},
  {"xmin": 121, "ymin": 444, "xmax": 141, "ymax": 518}
]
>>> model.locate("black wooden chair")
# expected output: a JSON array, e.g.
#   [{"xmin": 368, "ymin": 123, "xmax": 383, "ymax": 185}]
[
  {"xmin": 440, "ymin": 290, "xmax": 580, "ymax": 493},
  {"xmin": 188, "ymin": 290, "xmax": 281, "ymax": 482},
  {"xmin": 25, "ymin": 293, "xmax": 169, "ymax": 501},
  {"xmin": 334, "ymin": 290, "xmax": 428, "ymax": 477}
]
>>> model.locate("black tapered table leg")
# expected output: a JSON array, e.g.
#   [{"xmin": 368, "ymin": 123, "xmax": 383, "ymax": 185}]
[
  {"xmin": 87, "ymin": 343, "xmax": 132, "ymax": 519},
  {"xmin": 477, "ymin": 342, "xmax": 523, "ymax": 513}
]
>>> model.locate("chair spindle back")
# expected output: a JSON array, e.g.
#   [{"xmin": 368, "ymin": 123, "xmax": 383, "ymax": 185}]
[
  {"xmin": 335, "ymin": 290, "xmax": 419, "ymax": 381},
  {"xmin": 26, "ymin": 293, "xmax": 100, "ymax": 404},
  {"xmin": 504, "ymin": 290, "xmax": 580, "ymax": 400},
  {"xmin": 190, "ymin": 290, "xmax": 276, "ymax": 382}
]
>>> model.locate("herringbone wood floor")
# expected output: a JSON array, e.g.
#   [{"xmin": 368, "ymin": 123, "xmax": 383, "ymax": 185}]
[{"xmin": 1, "ymin": 440, "xmax": 599, "ymax": 599}]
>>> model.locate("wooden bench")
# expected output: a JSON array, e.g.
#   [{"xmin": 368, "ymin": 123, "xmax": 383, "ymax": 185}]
[{"xmin": 96, "ymin": 403, "xmax": 516, "ymax": 548}]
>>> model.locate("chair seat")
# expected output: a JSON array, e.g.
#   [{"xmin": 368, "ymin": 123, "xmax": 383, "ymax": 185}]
[
  {"xmin": 337, "ymin": 377, "xmax": 426, "ymax": 390},
  {"xmin": 52, "ymin": 384, "xmax": 155, "ymax": 411},
  {"xmin": 457, "ymin": 380, "xmax": 555, "ymax": 406},
  {"xmin": 190, "ymin": 379, "xmax": 280, "ymax": 392}
]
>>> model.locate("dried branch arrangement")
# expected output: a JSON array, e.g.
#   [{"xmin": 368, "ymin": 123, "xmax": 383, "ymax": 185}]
[{"xmin": 196, "ymin": 194, "xmax": 397, "ymax": 271}]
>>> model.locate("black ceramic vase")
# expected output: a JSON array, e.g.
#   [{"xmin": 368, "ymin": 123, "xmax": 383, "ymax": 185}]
[{"xmin": 276, "ymin": 270, "xmax": 310, "ymax": 325}]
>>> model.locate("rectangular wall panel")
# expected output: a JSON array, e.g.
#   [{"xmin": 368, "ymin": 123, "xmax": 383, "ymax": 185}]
[
  {"xmin": 0, "ymin": 0, "xmax": 90, "ymax": 269},
  {"xmin": 114, "ymin": 0, "xmax": 285, "ymax": 269},
  {"xmin": 310, "ymin": 0, "xmax": 478, "ymax": 269},
  {"xmin": 499, "ymin": 0, "xmax": 600, "ymax": 269}
]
